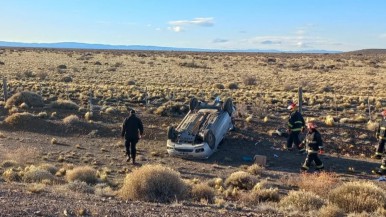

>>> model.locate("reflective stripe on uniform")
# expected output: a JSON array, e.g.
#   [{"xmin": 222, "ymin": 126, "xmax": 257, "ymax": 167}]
[
  {"xmin": 291, "ymin": 128, "xmax": 302, "ymax": 131},
  {"xmin": 295, "ymin": 121, "xmax": 303, "ymax": 124},
  {"xmin": 288, "ymin": 123, "xmax": 293, "ymax": 127},
  {"xmin": 381, "ymin": 165, "xmax": 386, "ymax": 170},
  {"xmin": 316, "ymin": 164, "xmax": 324, "ymax": 169},
  {"xmin": 318, "ymin": 146, "xmax": 324, "ymax": 149},
  {"xmin": 379, "ymin": 136, "xmax": 386, "ymax": 140},
  {"xmin": 375, "ymin": 152, "xmax": 383, "ymax": 156},
  {"xmin": 302, "ymin": 165, "xmax": 309, "ymax": 170},
  {"xmin": 307, "ymin": 150, "xmax": 318, "ymax": 153}
]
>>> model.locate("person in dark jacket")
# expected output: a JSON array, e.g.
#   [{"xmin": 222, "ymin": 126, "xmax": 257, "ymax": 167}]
[
  {"xmin": 372, "ymin": 110, "xmax": 386, "ymax": 175},
  {"xmin": 301, "ymin": 122, "xmax": 324, "ymax": 172},
  {"xmin": 121, "ymin": 109, "xmax": 144, "ymax": 164},
  {"xmin": 286, "ymin": 103, "xmax": 306, "ymax": 153},
  {"xmin": 371, "ymin": 110, "xmax": 386, "ymax": 159}
]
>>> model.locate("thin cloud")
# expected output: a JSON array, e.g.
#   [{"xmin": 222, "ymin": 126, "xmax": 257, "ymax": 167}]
[
  {"xmin": 168, "ymin": 17, "xmax": 214, "ymax": 32},
  {"xmin": 261, "ymin": 40, "xmax": 282, "ymax": 45},
  {"xmin": 168, "ymin": 26, "xmax": 184, "ymax": 32},
  {"xmin": 250, "ymin": 35, "xmax": 341, "ymax": 49},
  {"xmin": 213, "ymin": 38, "xmax": 229, "ymax": 43},
  {"xmin": 169, "ymin": 17, "xmax": 214, "ymax": 27}
]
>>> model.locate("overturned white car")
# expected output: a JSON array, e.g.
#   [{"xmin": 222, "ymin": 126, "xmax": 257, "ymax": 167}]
[{"xmin": 167, "ymin": 98, "xmax": 235, "ymax": 159}]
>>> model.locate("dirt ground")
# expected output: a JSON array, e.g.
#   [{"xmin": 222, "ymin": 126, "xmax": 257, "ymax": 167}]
[
  {"xmin": 0, "ymin": 104, "xmax": 383, "ymax": 216},
  {"xmin": 1, "ymin": 48, "xmax": 386, "ymax": 216}
]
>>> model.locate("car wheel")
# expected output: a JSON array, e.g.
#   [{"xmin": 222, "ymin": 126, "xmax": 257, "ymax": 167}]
[
  {"xmin": 204, "ymin": 129, "xmax": 216, "ymax": 150},
  {"xmin": 189, "ymin": 98, "xmax": 199, "ymax": 111},
  {"xmin": 167, "ymin": 126, "xmax": 176, "ymax": 140},
  {"xmin": 222, "ymin": 98, "xmax": 233, "ymax": 116}
]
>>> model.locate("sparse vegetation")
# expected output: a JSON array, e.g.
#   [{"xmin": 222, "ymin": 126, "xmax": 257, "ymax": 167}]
[
  {"xmin": 328, "ymin": 181, "xmax": 386, "ymax": 213},
  {"xmin": 63, "ymin": 114, "xmax": 81, "ymax": 125},
  {"xmin": 224, "ymin": 171, "xmax": 258, "ymax": 190},
  {"xmin": 119, "ymin": 164, "xmax": 187, "ymax": 203},
  {"xmin": 1, "ymin": 48, "xmax": 386, "ymax": 215},
  {"xmin": 23, "ymin": 165, "xmax": 56, "ymax": 183},
  {"xmin": 280, "ymin": 190, "xmax": 325, "ymax": 212},
  {"xmin": 66, "ymin": 166, "xmax": 98, "ymax": 184},
  {"xmin": 49, "ymin": 99, "xmax": 79, "ymax": 110},
  {"xmin": 190, "ymin": 183, "xmax": 215, "ymax": 203},
  {"xmin": 5, "ymin": 91, "xmax": 44, "ymax": 109}
]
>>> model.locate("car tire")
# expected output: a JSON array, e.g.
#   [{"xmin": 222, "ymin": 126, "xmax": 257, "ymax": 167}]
[
  {"xmin": 167, "ymin": 126, "xmax": 176, "ymax": 140},
  {"xmin": 189, "ymin": 98, "xmax": 199, "ymax": 111},
  {"xmin": 204, "ymin": 129, "xmax": 216, "ymax": 150},
  {"xmin": 222, "ymin": 98, "xmax": 233, "ymax": 116}
]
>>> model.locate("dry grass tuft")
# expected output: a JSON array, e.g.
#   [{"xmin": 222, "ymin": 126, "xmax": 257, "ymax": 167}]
[
  {"xmin": 38, "ymin": 164, "xmax": 59, "ymax": 175},
  {"xmin": 5, "ymin": 91, "xmax": 44, "ymax": 109},
  {"xmin": 226, "ymin": 82, "xmax": 239, "ymax": 90},
  {"xmin": 94, "ymin": 183, "xmax": 116, "ymax": 197},
  {"xmin": 51, "ymin": 138, "xmax": 58, "ymax": 144},
  {"xmin": 191, "ymin": 183, "xmax": 215, "ymax": 203},
  {"xmin": 325, "ymin": 115, "xmax": 336, "ymax": 126},
  {"xmin": 328, "ymin": 181, "xmax": 386, "ymax": 213},
  {"xmin": 213, "ymin": 83, "xmax": 225, "ymax": 89},
  {"xmin": 23, "ymin": 165, "xmax": 56, "ymax": 183},
  {"xmin": 2, "ymin": 147, "xmax": 40, "ymax": 165},
  {"xmin": 280, "ymin": 190, "xmax": 325, "ymax": 212},
  {"xmin": 318, "ymin": 204, "xmax": 345, "ymax": 217},
  {"xmin": 105, "ymin": 107, "xmax": 119, "ymax": 115},
  {"xmin": 119, "ymin": 164, "xmax": 187, "ymax": 203},
  {"xmin": 367, "ymin": 120, "xmax": 379, "ymax": 131},
  {"xmin": 66, "ymin": 166, "xmax": 98, "ymax": 184},
  {"xmin": 247, "ymin": 164, "xmax": 264, "ymax": 175},
  {"xmin": 242, "ymin": 187, "xmax": 280, "ymax": 206},
  {"xmin": 4, "ymin": 112, "xmax": 38, "ymax": 126},
  {"xmin": 63, "ymin": 114, "xmax": 81, "ymax": 125},
  {"xmin": 2, "ymin": 168, "xmax": 22, "ymax": 182},
  {"xmin": 298, "ymin": 172, "xmax": 339, "ymax": 197},
  {"xmin": 85, "ymin": 111, "xmax": 93, "ymax": 121},
  {"xmin": 26, "ymin": 183, "xmax": 46, "ymax": 194},
  {"xmin": 49, "ymin": 99, "xmax": 79, "ymax": 110},
  {"xmin": 1, "ymin": 160, "xmax": 19, "ymax": 168},
  {"xmin": 224, "ymin": 171, "xmax": 258, "ymax": 190},
  {"xmin": 66, "ymin": 181, "xmax": 95, "ymax": 194}
]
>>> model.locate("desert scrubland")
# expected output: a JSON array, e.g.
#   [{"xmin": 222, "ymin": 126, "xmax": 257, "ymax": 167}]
[{"xmin": 0, "ymin": 48, "xmax": 386, "ymax": 216}]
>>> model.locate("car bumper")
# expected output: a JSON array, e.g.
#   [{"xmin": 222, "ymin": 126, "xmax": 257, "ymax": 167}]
[{"xmin": 166, "ymin": 140, "xmax": 214, "ymax": 159}]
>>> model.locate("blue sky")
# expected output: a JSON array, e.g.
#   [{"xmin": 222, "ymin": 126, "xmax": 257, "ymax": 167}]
[{"xmin": 0, "ymin": 0, "xmax": 385, "ymax": 51}]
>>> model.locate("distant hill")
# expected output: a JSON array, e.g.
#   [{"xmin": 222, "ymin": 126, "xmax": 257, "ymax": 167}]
[
  {"xmin": 346, "ymin": 49, "xmax": 386, "ymax": 55},
  {"xmin": 0, "ymin": 41, "xmax": 342, "ymax": 54}
]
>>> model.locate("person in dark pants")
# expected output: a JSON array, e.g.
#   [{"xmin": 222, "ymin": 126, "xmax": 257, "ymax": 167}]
[
  {"xmin": 121, "ymin": 109, "xmax": 144, "ymax": 164},
  {"xmin": 371, "ymin": 110, "xmax": 386, "ymax": 159},
  {"xmin": 372, "ymin": 110, "xmax": 386, "ymax": 175},
  {"xmin": 286, "ymin": 103, "xmax": 306, "ymax": 153},
  {"xmin": 301, "ymin": 122, "xmax": 324, "ymax": 172}
]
